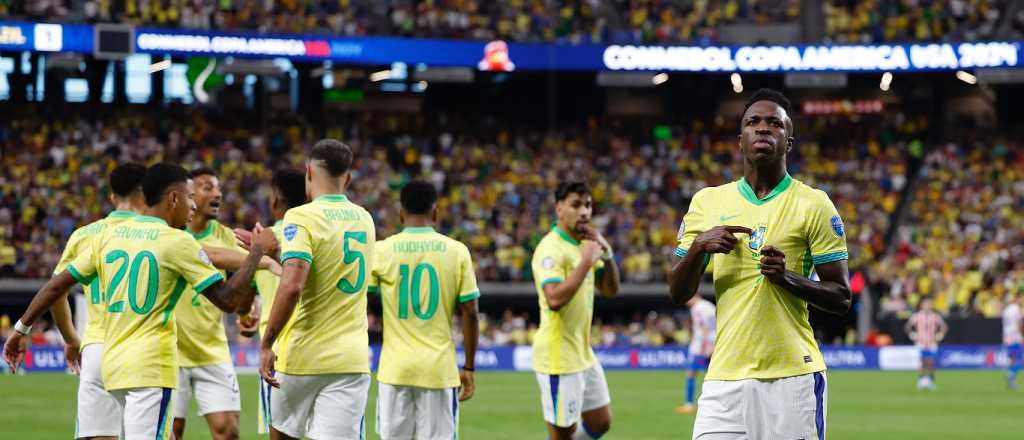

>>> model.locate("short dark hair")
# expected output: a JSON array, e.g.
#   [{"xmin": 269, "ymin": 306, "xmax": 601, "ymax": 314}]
[
  {"xmin": 554, "ymin": 181, "xmax": 591, "ymax": 202},
  {"xmin": 108, "ymin": 162, "xmax": 146, "ymax": 198},
  {"xmin": 310, "ymin": 139, "xmax": 353, "ymax": 177},
  {"xmin": 142, "ymin": 163, "xmax": 191, "ymax": 207},
  {"xmin": 744, "ymin": 88, "xmax": 792, "ymax": 116},
  {"xmin": 272, "ymin": 168, "xmax": 306, "ymax": 209},
  {"xmin": 189, "ymin": 167, "xmax": 217, "ymax": 179},
  {"xmin": 400, "ymin": 180, "xmax": 438, "ymax": 215}
]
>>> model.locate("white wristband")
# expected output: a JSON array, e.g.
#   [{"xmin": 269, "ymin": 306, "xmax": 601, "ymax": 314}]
[
  {"xmin": 13, "ymin": 319, "xmax": 32, "ymax": 335},
  {"xmin": 602, "ymin": 248, "xmax": 614, "ymax": 261}
]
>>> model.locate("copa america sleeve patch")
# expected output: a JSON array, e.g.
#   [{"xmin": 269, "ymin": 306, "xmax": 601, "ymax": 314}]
[
  {"xmin": 284, "ymin": 224, "xmax": 297, "ymax": 241},
  {"xmin": 830, "ymin": 215, "xmax": 845, "ymax": 237},
  {"xmin": 676, "ymin": 220, "xmax": 686, "ymax": 241},
  {"xmin": 541, "ymin": 256, "xmax": 556, "ymax": 270},
  {"xmin": 198, "ymin": 249, "xmax": 211, "ymax": 265}
]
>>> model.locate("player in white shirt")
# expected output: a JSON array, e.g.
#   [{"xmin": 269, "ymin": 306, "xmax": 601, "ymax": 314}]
[
  {"xmin": 676, "ymin": 296, "xmax": 716, "ymax": 415},
  {"xmin": 1002, "ymin": 295, "xmax": 1022, "ymax": 390}
]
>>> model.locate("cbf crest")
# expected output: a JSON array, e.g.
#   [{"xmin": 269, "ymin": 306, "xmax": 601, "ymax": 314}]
[{"xmin": 748, "ymin": 224, "xmax": 768, "ymax": 252}]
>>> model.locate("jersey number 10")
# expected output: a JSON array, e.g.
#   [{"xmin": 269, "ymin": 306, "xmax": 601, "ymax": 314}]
[{"xmin": 398, "ymin": 263, "xmax": 440, "ymax": 320}]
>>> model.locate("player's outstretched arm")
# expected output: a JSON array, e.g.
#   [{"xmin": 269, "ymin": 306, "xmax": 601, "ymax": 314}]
[
  {"xmin": 760, "ymin": 246, "xmax": 852, "ymax": 315},
  {"xmin": 669, "ymin": 226, "xmax": 752, "ymax": 305},
  {"xmin": 543, "ymin": 241, "xmax": 603, "ymax": 311},
  {"xmin": 3, "ymin": 271, "xmax": 78, "ymax": 369},
  {"xmin": 204, "ymin": 246, "xmax": 282, "ymax": 276},
  {"xmin": 458, "ymin": 299, "xmax": 479, "ymax": 401},
  {"xmin": 50, "ymin": 297, "xmax": 81, "ymax": 373},
  {"xmin": 202, "ymin": 229, "xmax": 277, "ymax": 313},
  {"xmin": 259, "ymin": 258, "xmax": 310, "ymax": 387}
]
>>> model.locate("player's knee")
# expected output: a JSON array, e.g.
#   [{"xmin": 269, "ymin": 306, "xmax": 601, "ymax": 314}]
[
  {"xmin": 172, "ymin": 419, "xmax": 186, "ymax": 439},
  {"xmin": 209, "ymin": 421, "xmax": 239, "ymax": 440},
  {"xmin": 584, "ymin": 418, "xmax": 611, "ymax": 436}
]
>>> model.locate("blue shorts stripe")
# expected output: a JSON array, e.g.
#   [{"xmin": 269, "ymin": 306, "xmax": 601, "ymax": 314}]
[
  {"xmin": 549, "ymin": 375, "xmax": 560, "ymax": 425},
  {"xmin": 155, "ymin": 388, "xmax": 172, "ymax": 440},
  {"xmin": 452, "ymin": 387, "xmax": 459, "ymax": 440},
  {"xmin": 813, "ymin": 372, "xmax": 825, "ymax": 440}
]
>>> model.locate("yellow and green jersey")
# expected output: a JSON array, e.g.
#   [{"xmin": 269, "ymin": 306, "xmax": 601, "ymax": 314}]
[
  {"xmin": 176, "ymin": 220, "xmax": 240, "ymax": 367},
  {"xmin": 254, "ymin": 221, "xmax": 291, "ymax": 338},
  {"xmin": 67, "ymin": 215, "xmax": 224, "ymax": 390},
  {"xmin": 675, "ymin": 174, "xmax": 848, "ymax": 380},
  {"xmin": 369, "ymin": 227, "xmax": 480, "ymax": 389},
  {"xmin": 276, "ymin": 194, "xmax": 375, "ymax": 375},
  {"xmin": 530, "ymin": 226, "xmax": 605, "ymax": 375},
  {"xmin": 54, "ymin": 210, "xmax": 136, "ymax": 348}
]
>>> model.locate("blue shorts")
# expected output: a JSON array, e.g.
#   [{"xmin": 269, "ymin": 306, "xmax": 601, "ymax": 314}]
[
  {"xmin": 1006, "ymin": 343, "xmax": 1022, "ymax": 360},
  {"xmin": 920, "ymin": 349, "xmax": 937, "ymax": 360}
]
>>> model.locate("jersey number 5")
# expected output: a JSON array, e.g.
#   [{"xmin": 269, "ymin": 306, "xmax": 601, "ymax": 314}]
[
  {"xmin": 398, "ymin": 263, "xmax": 440, "ymax": 320},
  {"xmin": 337, "ymin": 231, "xmax": 367, "ymax": 294}
]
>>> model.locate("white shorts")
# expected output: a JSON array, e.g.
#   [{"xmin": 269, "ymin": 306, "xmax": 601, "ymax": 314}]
[
  {"xmin": 535, "ymin": 362, "xmax": 611, "ymax": 428},
  {"xmin": 270, "ymin": 372, "xmax": 371, "ymax": 440},
  {"xmin": 76, "ymin": 344, "xmax": 123, "ymax": 438},
  {"xmin": 257, "ymin": 377, "xmax": 273, "ymax": 434},
  {"xmin": 693, "ymin": 371, "xmax": 827, "ymax": 440},
  {"xmin": 110, "ymin": 387, "xmax": 174, "ymax": 440},
  {"xmin": 376, "ymin": 383, "xmax": 459, "ymax": 440},
  {"xmin": 173, "ymin": 363, "xmax": 241, "ymax": 418}
]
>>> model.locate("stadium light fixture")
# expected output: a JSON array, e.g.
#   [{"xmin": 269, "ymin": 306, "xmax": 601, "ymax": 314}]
[
  {"xmin": 370, "ymin": 70, "xmax": 392, "ymax": 82},
  {"xmin": 956, "ymin": 70, "xmax": 978, "ymax": 85},
  {"xmin": 879, "ymin": 72, "xmax": 893, "ymax": 91},
  {"xmin": 148, "ymin": 59, "xmax": 171, "ymax": 74},
  {"xmin": 731, "ymin": 73, "xmax": 743, "ymax": 93},
  {"xmin": 652, "ymin": 73, "xmax": 668, "ymax": 85}
]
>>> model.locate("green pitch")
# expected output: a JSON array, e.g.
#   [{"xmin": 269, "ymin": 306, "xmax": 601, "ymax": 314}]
[{"xmin": 0, "ymin": 371, "xmax": 1020, "ymax": 439}]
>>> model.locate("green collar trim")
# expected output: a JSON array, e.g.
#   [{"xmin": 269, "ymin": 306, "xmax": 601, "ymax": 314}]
[
  {"xmin": 315, "ymin": 194, "xmax": 349, "ymax": 203},
  {"xmin": 403, "ymin": 226, "xmax": 435, "ymax": 234},
  {"xmin": 135, "ymin": 215, "xmax": 168, "ymax": 226},
  {"xmin": 738, "ymin": 174, "xmax": 793, "ymax": 206},
  {"xmin": 188, "ymin": 220, "xmax": 216, "ymax": 240},
  {"xmin": 553, "ymin": 226, "xmax": 579, "ymax": 246},
  {"xmin": 107, "ymin": 210, "xmax": 135, "ymax": 219}
]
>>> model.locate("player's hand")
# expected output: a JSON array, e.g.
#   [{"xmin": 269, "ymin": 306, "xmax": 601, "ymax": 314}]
[
  {"xmin": 238, "ymin": 309, "xmax": 259, "ymax": 338},
  {"xmin": 581, "ymin": 225, "xmax": 613, "ymax": 259},
  {"xmin": 252, "ymin": 225, "xmax": 279, "ymax": 257},
  {"xmin": 233, "ymin": 227, "xmax": 253, "ymax": 250},
  {"xmin": 458, "ymin": 369, "xmax": 476, "ymax": 401},
  {"xmin": 64, "ymin": 337, "xmax": 82, "ymax": 375},
  {"xmin": 3, "ymin": 332, "xmax": 27, "ymax": 371},
  {"xmin": 693, "ymin": 226, "xmax": 752, "ymax": 254},
  {"xmin": 759, "ymin": 245, "xmax": 788, "ymax": 284},
  {"xmin": 259, "ymin": 347, "xmax": 280, "ymax": 388},
  {"xmin": 580, "ymin": 240, "xmax": 603, "ymax": 266}
]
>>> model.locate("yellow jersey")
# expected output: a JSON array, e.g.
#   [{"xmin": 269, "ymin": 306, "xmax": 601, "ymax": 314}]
[
  {"xmin": 54, "ymin": 210, "xmax": 136, "ymax": 348},
  {"xmin": 176, "ymin": 220, "xmax": 240, "ymax": 367},
  {"xmin": 530, "ymin": 226, "xmax": 605, "ymax": 375},
  {"xmin": 254, "ymin": 222, "xmax": 291, "ymax": 338},
  {"xmin": 675, "ymin": 175, "xmax": 848, "ymax": 380},
  {"xmin": 67, "ymin": 215, "xmax": 224, "ymax": 390},
  {"xmin": 369, "ymin": 227, "xmax": 480, "ymax": 389},
  {"xmin": 276, "ymin": 194, "xmax": 375, "ymax": 375}
]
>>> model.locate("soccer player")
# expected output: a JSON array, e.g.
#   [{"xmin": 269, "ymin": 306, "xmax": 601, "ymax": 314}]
[
  {"xmin": 370, "ymin": 180, "xmax": 481, "ymax": 440},
  {"xmin": 675, "ymin": 295, "xmax": 716, "ymax": 415},
  {"xmin": 1003, "ymin": 295, "xmax": 1023, "ymax": 390},
  {"xmin": 233, "ymin": 168, "xmax": 307, "ymax": 434},
  {"xmin": 905, "ymin": 297, "xmax": 947, "ymax": 391},
  {"xmin": 530, "ymin": 181, "xmax": 620, "ymax": 440},
  {"xmin": 4, "ymin": 163, "xmax": 276, "ymax": 440},
  {"xmin": 173, "ymin": 167, "xmax": 251, "ymax": 440},
  {"xmin": 258, "ymin": 139, "xmax": 376, "ymax": 440},
  {"xmin": 668, "ymin": 88, "xmax": 852, "ymax": 440},
  {"xmin": 52, "ymin": 162, "xmax": 147, "ymax": 440}
]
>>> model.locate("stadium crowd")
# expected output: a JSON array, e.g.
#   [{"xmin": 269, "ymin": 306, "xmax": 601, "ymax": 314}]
[{"xmin": 824, "ymin": 0, "xmax": 1007, "ymax": 43}]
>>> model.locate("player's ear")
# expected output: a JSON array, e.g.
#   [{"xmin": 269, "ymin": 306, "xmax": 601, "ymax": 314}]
[
  {"xmin": 108, "ymin": 193, "xmax": 118, "ymax": 206},
  {"xmin": 431, "ymin": 206, "xmax": 438, "ymax": 223},
  {"xmin": 343, "ymin": 172, "xmax": 352, "ymax": 189},
  {"xmin": 787, "ymin": 137, "xmax": 794, "ymax": 152}
]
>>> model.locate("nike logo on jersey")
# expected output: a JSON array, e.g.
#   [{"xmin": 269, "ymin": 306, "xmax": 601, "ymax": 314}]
[{"xmin": 720, "ymin": 214, "xmax": 740, "ymax": 221}]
